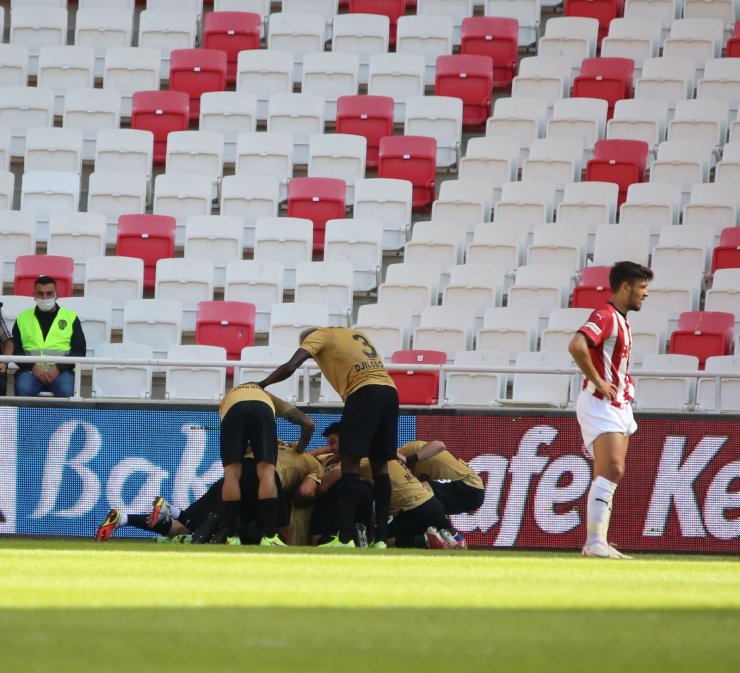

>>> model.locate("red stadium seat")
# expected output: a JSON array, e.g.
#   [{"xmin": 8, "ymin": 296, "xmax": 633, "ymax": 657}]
[
  {"xmin": 286, "ymin": 177, "xmax": 347, "ymax": 253},
  {"xmin": 727, "ymin": 22, "xmax": 740, "ymax": 57},
  {"xmin": 169, "ymin": 48, "xmax": 227, "ymax": 121},
  {"xmin": 116, "ymin": 214, "xmax": 176, "ymax": 291},
  {"xmin": 336, "ymin": 95, "xmax": 394, "ymax": 169},
  {"xmin": 348, "ymin": 0, "xmax": 405, "ymax": 45},
  {"xmin": 565, "ymin": 0, "xmax": 624, "ymax": 46},
  {"xmin": 669, "ymin": 311, "xmax": 734, "ymax": 369},
  {"xmin": 14, "ymin": 255, "xmax": 74, "ymax": 297},
  {"xmin": 711, "ymin": 227, "xmax": 740, "ymax": 272},
  {"xmin": 195, "ymin": 300, "xmax": 256, "ymax": 372},
  {"xmin": 572, "ymin": 57, "xmax": 634, "ymax": 120},
  {"xmin": 131, "ymin": 90, "xmax": 189, "ymax": 165},
  {"xmin": 460, "ymin": 16, "xmax": 519, "ymax": 90},
  {"xmin": 378, "ymin": 135, "xmax": 437, "ymax": 210},
  {"xmin": 585, "ymin": 139, "xmax": 648, "ymax": 206},
  {"xmin": 203, "ymin": 12, "xmax": 261, "ymax": 85},
  {"xmin": 388, "ymin": 349, "xmax": 447, "ymax": 405},
  {"xmin": 435, "ymin": 54, "xmax": 494, "ymax": 128},
  {"xmin": 572, "ymin": 266, "xmax": 612, "ymax": 309}
]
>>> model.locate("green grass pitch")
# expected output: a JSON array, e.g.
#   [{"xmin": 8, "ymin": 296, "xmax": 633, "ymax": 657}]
[{"xmin": 0, "ymin": 539, "xmax": 738, "ymax": 673}]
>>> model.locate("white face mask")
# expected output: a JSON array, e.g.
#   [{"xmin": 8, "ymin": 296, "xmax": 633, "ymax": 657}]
[{"xmin": 35, "ymin": 298, "xmax": 56, "ymax": 312}]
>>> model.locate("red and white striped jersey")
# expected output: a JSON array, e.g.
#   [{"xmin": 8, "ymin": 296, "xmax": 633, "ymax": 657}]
[{"xmin": 577, "ymin": 302, "xmax": 634, "ymax": 407}]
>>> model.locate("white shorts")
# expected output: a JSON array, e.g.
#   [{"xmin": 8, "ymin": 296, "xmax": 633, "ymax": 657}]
[{"xmin": 576, "ymin": 392, "xmax": 637, "ymax": 457}]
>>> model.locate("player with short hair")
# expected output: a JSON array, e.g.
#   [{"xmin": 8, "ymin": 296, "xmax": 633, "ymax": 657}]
[
  {"xmin": 258, "ymin": 327, "xmax": 399, "ymax": 549},
  {"xmin": 568, "ymin": 260, "xmax": 653, "ymax": 560}
]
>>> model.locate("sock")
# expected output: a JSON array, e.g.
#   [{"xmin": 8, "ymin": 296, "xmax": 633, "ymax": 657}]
[
  {"xmin": 372, "ymin": 473, "xmax": 391, "ymax": 543},
  {"xmin": 177, "ymin": 511, "xmax": 192, "ymax": 528},
  {"xmin": 170, "ymin": 505, "xmax": 182, "ymax": 520},
  {"xmin": 586, "ymin": 476, "xmax": 618, "ymax": 546},
  {"xmin": 395, "ymin": 534, "xmax": 427, "ymax": 549},
  {"xmin": 222, "ymin": 500, "xmax": 241, "ymax": 534},
  {"xmin": 257, "ymin": 498, "xmax": 279, "ymax": 538},
  {"xmin": 119, "ymin": 513, "xmax": 129, "ymax": 527},
  {"xmin": 338, "ymin": 473, "xmax": 361, "ymax": 544}
]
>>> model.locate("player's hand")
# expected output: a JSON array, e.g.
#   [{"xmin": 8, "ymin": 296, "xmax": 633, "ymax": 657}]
[{"xmin": 595, "ymin": 379, "xmax": 618, "ymax": 401}]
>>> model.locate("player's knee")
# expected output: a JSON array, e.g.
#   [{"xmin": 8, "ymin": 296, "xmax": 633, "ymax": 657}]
[{"xmin": 604, "ymin": 461, "xmax": 625, "ymax": 484}]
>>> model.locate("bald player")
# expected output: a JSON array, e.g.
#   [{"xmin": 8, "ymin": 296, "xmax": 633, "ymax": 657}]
[{"xmin": 258, "ymin": 327, "xmax": 399, "ymax": 549}]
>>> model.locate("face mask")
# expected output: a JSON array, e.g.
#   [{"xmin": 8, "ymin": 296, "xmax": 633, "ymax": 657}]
[{"xmin": 35, "ymin": 298, "xmax": 56, "ymax": 312}]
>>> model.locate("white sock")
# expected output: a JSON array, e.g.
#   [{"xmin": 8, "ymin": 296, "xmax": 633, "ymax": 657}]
[
  {"xmin": 586, "ymin": 476, "xmax": 617, "ymax": 546},
  {"xmin": 119, "ymin": 513, "xmax": 128, "ymax": 527},
  {"xmin": 171, "ymin": 505, "xmax": 181, "ymax": 519}
]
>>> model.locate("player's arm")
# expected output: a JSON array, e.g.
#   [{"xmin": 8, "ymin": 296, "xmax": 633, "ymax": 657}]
[
  {"xmin": 398, "ymin": 440, "xmax": 446, "ymax": 466},
  {"xmin": 309, "ymin": 445, "xmax": 334, "ymax": 456},
  {"xmin": 258, "ymin": 348, "xmax": 312, "ymax": 388},
  {"xmin": 568, "ymin": 332, "xmax": 617, "ymax": 401},
  {"xmin": 285, "ymin": 406, "xmax": 315, "ymax": 453},
  {"xmin": 317, "ymin": 466, "xmax": 342, "ymax": 495}
]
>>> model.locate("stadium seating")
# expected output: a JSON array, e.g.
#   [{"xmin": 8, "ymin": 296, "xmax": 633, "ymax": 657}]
[
  {"xmin": 14, "ymin": 255, "xmax": 74, "ymax": 298},
  {"xmin": 286, "ymin": 177, "xmax": 347, "ymax": 253},
  {"xmin": 203, "ymin": 11, "xmax": 261, "ymax": 85},
  {"xmin": 335, "ymin": 95, "xmax": 394, "ymax": 169},
  {"xmin": 354, "ymin": 303, "xmax": 413, "ymax": 361},
  {"xmin": 169, "ymin": 49, "xmax": 227, "ymax": 121},
  {"xmin": 92, "ymin": 342, "xmax": 154, "ymax": 399},
  {"xmin": 224, "ymin": 259, "xmax": 285, "ymax": 334},
  {"xmin": 460, "ymin": 16, "xmax": 518, "ymax": 90},
  {"xmin": 184, "ymin": 215, "xmax": 244, "ymax": 287},
  {"xmin": 348, "ymin": 0, "xmax": 405, "ymax": 45},
  {"xmin": 46, "ymin": 212, "xmax": 107, "ymax": 285},
  {"xmin": 634, "ymin": 353, "xmax": 699, "ymax": 411},
  {"xmin": 396, "ymin": 14, "xmax": 454, "ymax": 87},
  {"xmin": 585, "ymin": 139, "xmax": 648, "ymax": 206},
  {"xmin": 572, "ymin": 57, "xmax": 634, "ymax": 120},
  {"xmin": 434, "ymin": 55, "xmax": 494, "ymax": 128},
  {"xmin": 165, "ymin": 344, "xmax": 227, "ymax": 401},
  {"xmin": 572, "ymin": 266, "xmax": 612, "ymax": 309},
  {"xmin": 123, "ymin": 298, "xmax": 183, "ymax": 361},
  {"xmin": 116, "ymin": 214, "xmax": 176, "ymax": 291},
  {"xmin": 695, "ymin": 355, "xmax": 740, "ymax": 413},
  {"xmin": 131, "ymin": 90, "xmax": 190, "ymax": 165},
  {"xmin": 669, "ymin": 311, "xmax": 735, "ymax": 368},
  {"xmin": 388, "ymin": 349, "xmax": 447, "ymax": 405},
  {"xmin": 710, "ymin": 227, "xmax": 740, "ymax": 273},
  {"xmin": 565, "ymin": 0, "xmax": 624, "ymax": 45},
  {"xmin": 378, "ymin": 136, "xmax": 437, "ymax": 210},
  {"xmin": 443, "ymin": 350, "xmax": 509, "ymax": 407}
]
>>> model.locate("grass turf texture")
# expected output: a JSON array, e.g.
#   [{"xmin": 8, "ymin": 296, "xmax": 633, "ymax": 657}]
[{"xmin": 0, "ymin": 539, "xmax": 738, "ymax": 673}]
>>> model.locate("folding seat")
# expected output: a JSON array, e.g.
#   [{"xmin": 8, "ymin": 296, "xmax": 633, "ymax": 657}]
[
  {"xmin": 165, "ymin": 344, "xmax": 226, "ymax": 401},
  {"xmin": 499, "ymin": 351, "xmax": 573, "ymax": 407},
  {"xmin": 645, "ymin": 265, "xmax": 704, "ymax": 331},
  {"xmin": 397, "ymin": 15, "xmax": 454, "ymax": 87},
  {"xmin": 237, "ymin": 345, "xmax": 300, "ymax": 401},
  {"xmin": 9, "ymin": 6, "xmax": 67, "ymax": 76},
  {"xmin": 527, "ymin": 222, "xmax": 588, "ymax": 270},
  {"xmin": 323, "ymin": 218, "xmax": 383, "ymax": 292},
  {"xmin": 634, "ymin": 57, "xmax": 695, "ymax": 119},
  {"xmin": 624, "ymin": 0, "xmax": 681, "ymax": 43},
  {"xmin": 199, "ymin": 92, "xmax": 257, "ymax": 166},
  {"xmin": 652, "ymin": 223, "xmax": 715, "ymax": 273},
  {"xmin": 592, "ymin": 223, "xmax": 652, "ymax": 266},
  {"xmin": 0, "ymin": 86, "xmax": 54, "ymax": 159},
  {"xmin": 74, "ymin": 7, "xmax": 133, "ymax": 78},
  {"xmin": 669, "ymin": 310, "xmax": 734, "ymax": 368},
  {"xmin": 46, "ymin": 212, "xmax": 107, "ymax": 285},
  {"xmin": 131, "ymin": 90, "xmax": 189, "ymax": 165},
  {"xmin": 485, "ymin": 97, "xmax": 549, "ymax": 164},
  {"xmin": 347, "ymin": 0, "xmax": 404, "ymax": 46},
  {"xmin": 103, "ymin": 47, "xmax": 161, "ymax": 119},
  {"xmin": 727, "ymin": 19, "xmax": 740, "ymax": 56},
  {"xmin": 353, "ymin": 178, "xmax": 413, "ymax": 251},
  {"xmin": 521, "ymin": 138, "xmax": 584, "ymax": 205},
  {"xmin": 122, "ymin": 298, "xmax": 183, "ymax": 361},
  {"xmin": 0, "ymin": 173, "xmax": 13, "ymax": 213},
  {"xmin": 705, "ymin": 268, "xmax": 740, "ymax": 337},
  {"xmin": 540, "ymin": 307, "xmax": 593, "ymax": 355},
  {"xmin": 20, "ymin": 171, "xmax": 80, "ymax": 242},
  {"xmin": 556, "ymin": 181, "xmax": 619, "ymax": 231},
  {"xmin": 0, "ymin": 212, "xmax": 36, "ymax": 282},
  {"xmin": 282, "ymin": 0, "xmax": 338, "ymax": 32},
  {"xmin": 600, "ymin": 18, "xmax": 662, "ymax": 79},
  {"xmin": 434, "ymin": 55, "xmax": 494, "ymax": 129},
  {"xmin": 388, "ymin": 349, "xmax": 447, "ymax": 405},
  {"xmin": 286, "ymin": 177, "xmax": 346, "ymax": 253},
  {"xmin": 619, "ymin": 181, "xmax": 681, "ymax": 228},
  {"xmin": 404, "ymin": 220, "xmax": 468, "ymax": 289},
  {"xmin": 537, "ymin": 17, "xmax": 599, "ymax": 80},
  {"xmin": 146, "ymin": 0, "xmax": 203, "ymax": 23},
  {"xmin": 294, "ymin": 261, "xmax": 355, "ymax": 327},
  {"xmin": 224, "ymin": 259, "xmax": 285, "ymax": 333},
  {"xmin": 268, "ymin": 301, "xmax": 331, "ymax": 348},
  {"xmin": 683, "ymin": 182, "xmax": 740, "ymax": 237},
  {"xmin": 307, "ymin": 133, "xmax": 366, "ymax": 205},
  {"xmin": 715, "ymin": 141, "xmax": 740, "ymax": 183},
  {"xmin": 62, "ymin": 88, "xmax": 121, "ymax": 163},
  {"xmin": 667, "ymin": 99, "xmax": 730, "ymax": 150},
  {"xmin": 564, "ymin": 0, "xmax": 623, "ymax": 46},
  {"xmin": 684, "ymin": 0, "xmax": 735, "ymax": 30},
  {"xmin": 711, "ymin": 227, "xmax": 740, "ymax": 272},
  {"xmin": 318, "ymin": 372, "xmax": 343, "ymax": 404},
  {"xmin": 203, "ymin": 11, "xmax": 261, "ymax": 85},
  {"xmin": 0, "ymin": 295, "xmax": 35, "ymax": 333},
  {"xmin": 458, "ymin": 18, "xmax": 517, "ymax": 92},
  {"xmin": 571, "ymin": 265, "xmax": 612, "ymax": 308},
  {"xmin": 443, "ymin": 349, "xmax": 509, "ymax": 406},
  {"xmin": 416, "ymin": 0, "xmax": 473, "ymax": 46},
  {"xmin": 353, "ymin": 303, "xmax": 413, "ymax": 361},
  {"xmin": 14, "ymin": 255, "xmax": 74, "ymax": 298},
  {"xmin": 507, "ymin": 264, "xmax": 573, "ymax": 332},
  {"xmin": 195, "ymin": 300, "xmax": 256, "ymax": 364},
  {"xmin": 633, "ymin": 353, "xmax": 699, "ymax": 410},
  {"xmin": 218, "ymin": 174, "xmax": 279, "ymax": 250},
  {"xmin": 266, "ymin": 92, "xmax": 326, "ymax": 165},
  {"xmin": 169, "ymin": 49, "xmax": 227, "ymax": 121},
  {"xmin": 184, "ymin": 215, "xmax": 244, "ymax": 288},
  {"xmin": 465, "ymin": 222, "xmax": 530, "ymax": 285},
  {"xmin": 92, "ymin": 342, "xmax": 154, "ymax": 399},
  {"xmin": 442, "ymin": 264, "xmax": 506, "ymax": 333},
  {"xmin": 23, "ymin": 127, "xmax": 83, "ymax": 174},
  {"xmin": 152, "ymin": 172, "xmax": 213, "ymax": 245},
  {"xmin": 485, "ymin": 0, "xmax": 541, "ymax": 48},
  {"xmin": 494, "ymin": 181, "xmax": 557, "ymax": 225},
  {"xmin": 335, "ymin": 95, "xmax": 394, "ymax": 169},
  {"xmin": 62, "ymin": 296, "xmax": 113, "ymax": 358},
  {"xmin": 606, "ymin": 98, "xmax": 669, "ymax": 162},
  {"xmin": 87, "ymin": 170, "xmax": 148, "ymax": 244},
  {"xmin": 154, "ymin": 257, "xmax": 215, "ymax": 332},
  {"xmin": 585, "ymin": 139, "xmax": 649, "ymax": 206},
  {"xmin": 477, "ymin": 306, "xmax": 540, "ymax": 362},
  {"xmin": 545, "ymin": 97, "xmax": 608, "ymax": 163},
  {"xmin": 695, "ymin": 354, "xmax": 740, "ymax": 413},
  {"xmin": 138, "ymin": 9, "xmax": 197, "ymax": 80},
  {"xmin": 78, "ymin": 0, "xmax": 135, "ymax": 11},
  {"xmin": 572, "ymin": 57, "xmax": 634, "ymax": 121},
  {"xmin": 432, "ymin": 179, "xmax": 493, "ymax": 231},
  {"xmin": 458, "ymin": 137, "xmax": 519, "ymax": 205},
  {"xmin": 511, "ymin": 57, "xmax": 572, "ymax": 117},
  {"xmin": 695, "ymin": 59, "xmax": 740, "ymax": 120},
  {"xmin": 331, "ymin": 13, "xmax": 390, "ymax": 85},
  {"xmin": 377, "ymin": 136, "xmax": 437, "ymax": 211},
  {"xmin": 235, "ymin": 49, "xmax": 293, "ymax": 122},
  {"xmin": 165, "ymin": 130, "xmax": 224, "ymax": 201},
  {"xmin": 267, "ymin": 12, "xmax": 327, "ymax": 83},
  {"xmin": 298, "ymin": 54, "xmax": 359, "ymax": 125},
  {"xmin": 0, "ymin": 43, "xmax": 29, "ymax": 87},
  {"xmin": 412, "ymin": 305, "xmax": 477, "ymax": 361},
  {"xmin": 662, "ymin": 18, "xmax": 725, "ymax": 79},
  {"xmin": 377, "ymin": 262, "xmax": 442, "ymax": 330},
  {"xmin": 252, "ymin": 216, "xmax": 313, "ymax": 291},
  {"xmin": 116, "ymin": 213, "xmax": 175, "ymax": 291},
  {"xmin": 629, "ymin": 308, "xmax": 670, "ymax": 366},
  {"xmin": 234, "ymin": 132, "xmax": 293, "ymax": 201},
  {"xmin": 84, "ymin": 255, "xmax": 143, "ymax": 329},
  {"xmin": 367, "ymin": 53, "xmax": 425, "ymax": 124}
]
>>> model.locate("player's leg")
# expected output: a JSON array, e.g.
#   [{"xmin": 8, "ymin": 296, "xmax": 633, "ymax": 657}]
[
  {"xmin": 96, "ymin": 509, "xmax": 173, "ymax": 541},
  {"xmin": 248, "ymin": 404, "xmax": 283, "ymax": 546},
  {"xmin": 387, "ymin": 499, "xmax": 452, "ymax": 549}
]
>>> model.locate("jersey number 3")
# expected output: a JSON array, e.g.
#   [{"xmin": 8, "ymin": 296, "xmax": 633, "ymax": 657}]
[{"xmin": 353, "ymin": 333, "xmax": 378, "ymax": 360}]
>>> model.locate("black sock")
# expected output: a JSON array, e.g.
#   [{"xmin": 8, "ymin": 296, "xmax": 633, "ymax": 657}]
[
  {"xmin": 176, "ymin": 511, "xmax": 191, "ymax": 528},
  {"xmin": 257, "ymin": 498, "xmax": 279, "ymax": 538},
  {"xmin": 338, "ymin": 473, "xmax": 361, "ymax": 544},
  {"xmin": 126, "ymin": 514, "xmax": 171, "ymax": 536},
  {"xmin": 222, "ymin": 500, "xmax": 241, "ymax": 534},
  {"xmin": 372, "ymin": 473, "xmax": 391, "ymax": 543},
  {"xmin": 396, "ymin": 534, "xmax": 427, "ymax": 549}
]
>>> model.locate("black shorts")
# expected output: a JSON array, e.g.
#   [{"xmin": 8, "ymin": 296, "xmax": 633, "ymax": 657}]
[
  {"xmin": 429, "ymin": 480, "xmax": 486, "ymax": 515},
  {"xmin": 387, "ymin": 497, "xmax": 450, "ymax": 538},
  {"xmin": 309, "ymin": 480, "xmax": 374, "ymax": 536},
  {"xmin": 220, "ymin": 400, "xmax": 277, "ymax": 466},
  {"xmin": 339, "ymin": 385, "xmax": 399, "ymax": 459}
]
